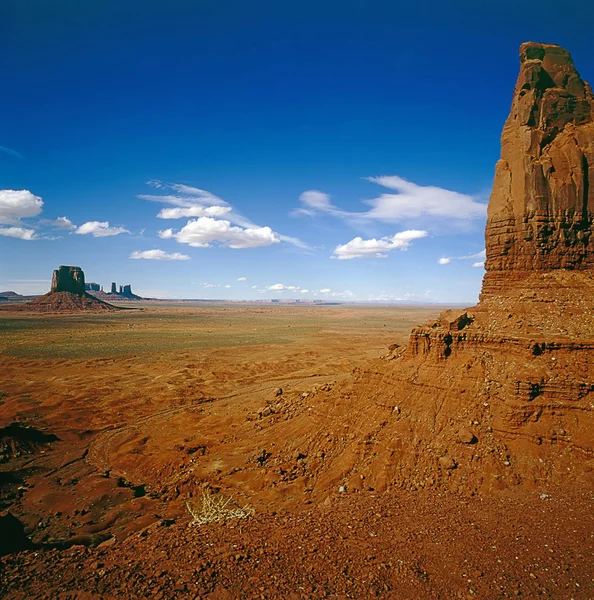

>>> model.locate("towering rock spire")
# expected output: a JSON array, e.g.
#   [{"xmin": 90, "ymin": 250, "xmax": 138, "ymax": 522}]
[{"xmin": 482, "ymin": 42, "xmax": 594, "ymax": 297}]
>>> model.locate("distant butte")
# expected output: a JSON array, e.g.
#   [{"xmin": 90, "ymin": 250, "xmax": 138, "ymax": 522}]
[{"xmin": 2, "ymin": 265, "xmax": 120, "ymax": 313}]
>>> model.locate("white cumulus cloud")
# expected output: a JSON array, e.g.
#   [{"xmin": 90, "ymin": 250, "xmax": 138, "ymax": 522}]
[
  {"xmin": 0, "ymin": 226, "xmax": 38, "ymax": 240},
  {"xmin": 159, "ymin": 217, "xmax": 280, "ymax": 249},
  {"xmin": 237, "ymin": 277, "xmax": 247, "ymax": 281},
  {"xmin": 438, "ymin": 257, "xmax": 451, "ymax": 265},
  {"xmin": 76, "ymin": 221, "xmax": 130, "ymax": 237},
  {"xmin": 266, "ymin": 283, "xmax": 300, "ymax": 292},
  {"xmin": 332, "ymin": 230, "xmax": 428, "ymax": 260},
  {"xmin": 130, "ymin": 249, "xmax": 190, "ymax": 260},
  {"xmin": 0, "ymin": 189, "xmax": 43, "ymax": 224},
  {"xmin": 472, "ymin": 261, "xmax": 485, "ymax": 268},
  {"xmin": 142, "ymin": 181, "xmax": 309, "ymax": 250},
  {"xmin": 319, "ymin": 288, "xmax": 331, "ymax": 294}
]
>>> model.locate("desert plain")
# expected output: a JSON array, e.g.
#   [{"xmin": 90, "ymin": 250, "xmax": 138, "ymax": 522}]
[{"xmin": 0, "ymin": 302, "xmax": 593, "ymax": 598}]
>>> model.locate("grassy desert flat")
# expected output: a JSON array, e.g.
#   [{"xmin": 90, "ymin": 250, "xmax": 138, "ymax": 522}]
[{"xmin": 0, "ymin": 303, "xmax": 443, "ymax": 360}]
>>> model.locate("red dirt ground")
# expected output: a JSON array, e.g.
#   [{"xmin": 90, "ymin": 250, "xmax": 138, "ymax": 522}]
[{"xmin": 1, "ymin": 304, "xmax": 593, "ymax": 598}]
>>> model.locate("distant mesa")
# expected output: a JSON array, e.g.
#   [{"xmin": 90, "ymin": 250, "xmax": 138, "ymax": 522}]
[
  {"xmin": 1, "ymin": 265, "xmax": 121, "ymax": 313},
  {"xmin": 85, "ymin": 280, "xmax": 142, "ymax": 301}
]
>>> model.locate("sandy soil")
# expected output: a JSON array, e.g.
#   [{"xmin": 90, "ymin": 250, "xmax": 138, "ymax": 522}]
[{"xmin": 1, "ymin": 304, "xmax": 592, "ymax": 598}]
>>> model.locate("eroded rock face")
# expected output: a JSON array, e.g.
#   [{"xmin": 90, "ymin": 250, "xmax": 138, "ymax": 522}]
[
  {"xmin": 482, "ymin": 42, "xmax": 594, "ymax": 297},
  {"xmin": 51, "ymin": 266, "xmax": 85, "ymax": 295}
]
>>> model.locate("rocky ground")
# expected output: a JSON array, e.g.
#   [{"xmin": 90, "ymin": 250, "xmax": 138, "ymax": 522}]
[
  {"xmin": 1, "ymin": 303, "xmax": 593, "ymax": 598},
  {"xmin": 2, "ymin": 487, "xmax": 592, "ymax": 599}
]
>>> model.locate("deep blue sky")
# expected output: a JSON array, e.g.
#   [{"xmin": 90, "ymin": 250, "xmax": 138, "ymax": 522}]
[{"xmin": 1, "ymin": 0, "xmax": 593, "ymax": 301}]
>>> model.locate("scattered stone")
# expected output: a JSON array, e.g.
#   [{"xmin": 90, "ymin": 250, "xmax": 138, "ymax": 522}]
[
  {"xmin": 97, "ymin": 536, "xmax": 116, "ymax": 550},
  {"xmin": 458, "ymin": 428, "xmax": 477, "ymax": 444},
  {"xmin": 439, "ymin": 456, "xmax": 457, "ymax": 470}
]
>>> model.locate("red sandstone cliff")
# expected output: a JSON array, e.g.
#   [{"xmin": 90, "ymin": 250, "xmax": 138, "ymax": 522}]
[{"xmin": 483, "ymin": 42, "xmax": 594, "ymax": 297}]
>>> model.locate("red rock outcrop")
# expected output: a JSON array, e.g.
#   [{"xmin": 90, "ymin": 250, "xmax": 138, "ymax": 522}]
[
  {"xmin": 482, "ymin": 42, "xmax": 594, "ymax": 297},
  {"xmin": 2, "ymin": 265, "xmax": 120, "ymax": 313},
  {"xmin": 212, "ymin": 42, "xmax": 594, "ymax": 497},
  {"xmin": 51, "ymin": 265, "xmax": 85, "ymax": 295},
  {"xmin": 321, "ymin": 42, "xmax": 594, "ymax": 493}
]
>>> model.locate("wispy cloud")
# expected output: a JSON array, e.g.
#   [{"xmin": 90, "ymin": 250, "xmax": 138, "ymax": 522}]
[
  {"xmin": 291, "ymin": 190, "xmax": 337, "ymax": 217},
  {"xmin": 40, "ymin": 216, "xmax": 77, "ymax": 230},
  {"xmin": 157, "ymin": 205, "xmax": 231, "ymax": 219},
  {"xmin": 130, "ymin": 249, "xmax": 190, "ymax": 260},
  {"xmin": 237, "ymin": 277, "xmax": 247, "ymax": 281},
  {"xmin": 332, "ymin": 229, "xmax": 428, "ymax": 260},
  {"xmin": 293, "ymin": 176, "xmax": 486, "ymax": 226},
  {"xmin": 437, "ymin": 249, "xmax": 485, "ymax": 266},
  {"xmin": 462, "ymin": 250, "xmax": 486, "ymax": 260},
  {"xmin": 76, "ymin": 221, "xmax": 130, "ymax": 237},
  {"xmin": 364, "ymin": 176, "xmax": 486, "ymax": 221},
  {"xmin": 0, "ymin": 145, "xmax": 25, "ymax": 160}
]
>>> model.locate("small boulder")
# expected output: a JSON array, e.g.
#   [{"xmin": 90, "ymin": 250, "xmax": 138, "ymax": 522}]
[
  {"xmin": 458, "ymin": 428, "xmax": 477, "ymax": 444},
  {"xmin": 439, "ymin": 456, "xmax": 457, "ymax": 470}
]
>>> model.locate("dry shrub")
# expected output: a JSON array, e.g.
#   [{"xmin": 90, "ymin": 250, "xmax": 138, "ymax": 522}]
[{"xmin": 186, "ymin": 492, "xmax": 255, "ymax": 527}]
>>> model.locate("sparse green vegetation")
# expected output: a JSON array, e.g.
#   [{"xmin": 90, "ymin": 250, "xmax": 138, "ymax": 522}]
[{"xmin": 0, "ymin": 304, "xmax": 443, "ymax": 360}]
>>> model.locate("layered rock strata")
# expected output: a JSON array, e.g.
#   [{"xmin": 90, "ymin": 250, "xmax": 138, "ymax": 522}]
[
  {"xmin": 262, "ymin": 43, "xmax": 594, "ymax": 495},
  {"xmin": 482, "ymin": 42, "xmax": 594, "ymax": 297}
]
